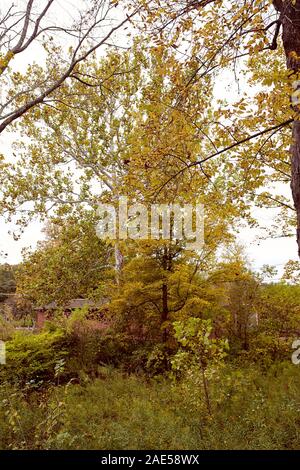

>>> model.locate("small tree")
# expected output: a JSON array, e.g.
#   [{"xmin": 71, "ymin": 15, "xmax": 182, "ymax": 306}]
[{"xmin": 172, "ymin": 318, "xmax": 228, "ymax": 415}]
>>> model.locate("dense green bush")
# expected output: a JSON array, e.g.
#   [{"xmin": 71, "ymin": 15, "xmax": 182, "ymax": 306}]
[
  {"xmin": 0, "ymin": 330, "xmax": 69, "ymax": 388},
  {"xmin": 0, "ymin": 311, "xmax": 172, "ymax": 393},
  {"xmin": 46, "ymin": 308, "xmax": 142, "ymax": 374},
  {"xmin": 60, "ymin": 308, "xmax": 175, "ymax": 375}
]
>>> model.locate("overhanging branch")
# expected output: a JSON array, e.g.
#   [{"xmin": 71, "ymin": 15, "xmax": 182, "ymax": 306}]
[{"xmin": 154, "ymin": 118, "xmax": 294, "ymax": 196}]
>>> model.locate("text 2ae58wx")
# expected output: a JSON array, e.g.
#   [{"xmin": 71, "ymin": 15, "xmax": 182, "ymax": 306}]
[{"xmin": 145, "ymin": 454, "xmax": 200, "ymax": 465}]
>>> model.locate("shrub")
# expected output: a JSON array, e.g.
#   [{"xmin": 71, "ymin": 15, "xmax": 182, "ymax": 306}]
[{"xmin": 0, "ymin": 330, "xmax": 69, "ymax": 389}]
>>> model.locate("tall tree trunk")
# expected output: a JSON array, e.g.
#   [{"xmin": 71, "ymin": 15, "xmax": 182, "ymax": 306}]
[
  {"xmin": 273, "ymin": 0, "xmax": 300, "ymax": 256},
  {"xmin": 161, "ymin": 245, "xmax": 170, "ymax": 342},
  {"xmin": 161, "ymin": 282, "xmax": 169, "ymax": 342},
  {"xmin": 291, "ymin": 122, "xmax": 300, "ymax": 256},
  {"xmin": 200, "ymin": 359, "xmax": 212, "ymax": 415}
]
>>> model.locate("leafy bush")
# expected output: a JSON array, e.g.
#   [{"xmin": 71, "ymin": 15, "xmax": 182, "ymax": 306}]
[{"xmin": 0, "ymin": 330, "xmax": 69, "ymax": 388}]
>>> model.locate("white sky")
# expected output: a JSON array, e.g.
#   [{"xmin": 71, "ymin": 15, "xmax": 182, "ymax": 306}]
[{"xmin": 0, "ymin": 0, "xmax": 298, "ymax": 278}]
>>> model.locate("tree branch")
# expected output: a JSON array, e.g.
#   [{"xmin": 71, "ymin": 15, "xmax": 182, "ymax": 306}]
[{"xmin": 154, "ymin": 118, "xmax": 294, "ymax": 196}]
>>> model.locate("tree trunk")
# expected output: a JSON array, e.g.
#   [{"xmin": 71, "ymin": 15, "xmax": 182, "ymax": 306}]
[
  {"xmin": 273, "ymin": 0, "xmax": 300, "ymax": 256},
  {"xmin": 161, "ymin": 282, "xmax": 169, "ymax": 342},
  {"xmin": 200, "ymin": 360, "xmax": 212, "ymax": 415},
  {"xmin": 291, "ymin": 122, "xmax": 300, "ymax": 256},
  {"xmin": 161, "ymin": 245, "xmax": 170, "ymax": 342}
]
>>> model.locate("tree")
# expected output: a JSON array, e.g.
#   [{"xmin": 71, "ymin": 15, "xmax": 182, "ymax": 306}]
[
  {"xmin": 172, "ymin": 317, "xmax": 228, "ymax": 414},
  {"xmin": 0, "ymin": 0, "xmax": 139, "ymax": 134},
  {"xmin": 1, "ymin": 44, "xmax": 244, "ymax": 278},
  {"xmin": 207, "ymin": 245, "xmax": 262, "ymax": 351},
  {"xmin": 227, "ymin": 275, "xmax": 260, "ymax": 351},
  {"xmin": 2, "ymin": 1, "xmax": 299, "ymax": 255},
  {"xmin": 273, "ymin": 0, "xmax": 300, "ymax": 256},
  {"xmin": 127, "ymin": 0, "xmax": 300, "ymax": 255},
  {"xmin": 107, "ymin": 235, "xmax": 232, "ymax": 346},
  {"xmin": 4, "ymin": 44, "xmax": 253, "ymax": 343},
  {"xmin": 16, "ymin": 214, "xmax": 111, "ymax": 305},
  {"xmin": 0, "ymin": 263, "xmax": 16, "ymax": 302},
  {"xmin": 258, "ymin": 282, "xmax": 300, "ymax": 337},
  {"xmin": 282, "ymin": 259, "xmax": 300, "ymax": 284}
]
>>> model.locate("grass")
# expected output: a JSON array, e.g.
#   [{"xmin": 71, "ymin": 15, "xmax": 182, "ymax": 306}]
[{"xmin": 1, "ymin": 362, "xmax": 300, "ymax": 450}]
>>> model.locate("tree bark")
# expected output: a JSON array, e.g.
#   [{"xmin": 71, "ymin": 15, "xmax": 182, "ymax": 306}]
[
  {"xmin": 161, "ymin": 245, "xmax": 170, "ymax": 342},
  {"xmin": 273, "ymin": 0, "xmax": 300, "ymax": 256},
  {"xmin": 291, "ymin": 122, "xmax": 300, "ymax": 256},
  {"xmin": 161, "ymin": 282, "xmax": 169, "ymax": 342}
]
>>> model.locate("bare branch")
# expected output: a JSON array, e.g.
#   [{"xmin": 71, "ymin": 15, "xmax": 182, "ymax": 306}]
[
  {"xmin": 15, "ymin": 0, "xmax": 55, "ymax": 53},
  {"xmin": 0, "ymin": 1, "xmax": 140, "ymax": 134}
]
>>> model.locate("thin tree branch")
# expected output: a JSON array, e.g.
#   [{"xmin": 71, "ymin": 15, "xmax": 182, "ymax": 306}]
[{"xmin": 154, "ymin": 118, "xmax": 294, "ymax": 196}]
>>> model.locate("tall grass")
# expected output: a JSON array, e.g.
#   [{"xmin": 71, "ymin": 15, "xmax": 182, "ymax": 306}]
[{"xmin": 1, "ymin": 362, "xmax": 300, "ymax": 450}]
